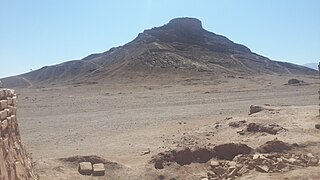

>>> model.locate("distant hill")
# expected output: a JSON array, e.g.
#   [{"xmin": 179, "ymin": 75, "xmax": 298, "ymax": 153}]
[
  {"xmin": 303, "ymin": 63, "xmax": 318, "ymax": 70},
  {"xmin": 1, "ymin": 17, "xmax": 317, "ymax": 88}
]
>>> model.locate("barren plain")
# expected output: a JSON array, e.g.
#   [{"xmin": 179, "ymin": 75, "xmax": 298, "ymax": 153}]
[{"xmin": 12, "ymin": 74, "xmax": 319, "ymax": 179}]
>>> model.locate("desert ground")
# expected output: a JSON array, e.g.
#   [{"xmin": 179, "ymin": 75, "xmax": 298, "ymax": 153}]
[{"xmin": 14, "ymin": 74, "xmax": 320, "ymax": 179}]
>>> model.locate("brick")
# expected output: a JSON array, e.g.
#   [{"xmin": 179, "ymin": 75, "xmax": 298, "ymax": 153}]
[
  {"xmin": 78, "ymin": 162, "xmax": 92, "ymax": 175},
  {"xmin": 0, "ymin": 90, "xmax": 5, "ymax": 99},
  {"xmin": 5, "ymin": 108, "xmax": 11, "ymax": 116},
  {"xmin": 9, "ymin": 106, "xmax": 17, "ymax": 115},
  {"xmin": 15, "ymin": 161, "xmax": 26, "ymax": 179},
  {"xmin": 5, "ymin": 89, "xmax": 12, "ymax": 97},
  {"xmin": 0, "ymin": 110, "xmax": 8, "ymax": 121},
  {"xmin": 7, "ymin": 97, "xmax": 13, "ymax": 106},
  {"xmin": 92, "ymin": 163, "xmax": 105, "ymax": 176},
  {"xmin": 0, "ymin": 100, "xmax": 8, "ymax": 110},
  {"xmin": 7, "ymin": 116, "xmax": 12, "ymax": 126},
  {"xmin": 8, "ymin": 89, "xmax": 15, "ymax": 96},
  {"xmin": 1, "ymin": 119, "xmax": 8, "ymax": 131},
  {"xmin": 12, "ymin": 96, "xmax": 17, "ymax": 106}
]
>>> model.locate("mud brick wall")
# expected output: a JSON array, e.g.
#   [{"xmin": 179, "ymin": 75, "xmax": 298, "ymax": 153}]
[{"xmin": 0, "ymin": 89, "xmax": 36, "ymax": 180}]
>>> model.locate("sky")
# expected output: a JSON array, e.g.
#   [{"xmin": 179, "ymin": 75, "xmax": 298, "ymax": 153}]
[{"xmin": 0, "ymin": 0, "xmax": 319, "ymax": 78}]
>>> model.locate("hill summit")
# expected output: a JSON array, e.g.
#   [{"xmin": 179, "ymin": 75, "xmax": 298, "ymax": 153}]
[{"xmin": 1, "ymin": 17, "xmax": 317, "ymax": 87}]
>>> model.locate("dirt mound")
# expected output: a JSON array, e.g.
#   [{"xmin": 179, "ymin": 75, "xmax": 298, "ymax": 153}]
[
  {"xmin": 248, "ymin": 105, "xmax": 276, "ymax": 115},
  {"xmin": 247, "ymin": 123, "xmax": 286, "ymax": 135},
  {"xmin": 256, "ymin": 140, "xmax": 298, "ymax": 153},
  {"xmin": 59, "ymin": 155, "xmax": 122, "ymax": 170},
  {"xmin": 213, "ymin": 143, "xmax": 253, "ymax": 160},
  {"xmin": 287, "ymin": 78, "xmax": 305, "ymax": 85}
]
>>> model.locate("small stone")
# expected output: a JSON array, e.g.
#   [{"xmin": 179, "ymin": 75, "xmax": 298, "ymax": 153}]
[
  {"xmin": 236, "ymin": 129, "xmax": 245, "ymax": 135},
  {"xmin": 315, "ymin": 124, "xmax": 320, "ymax": 129},
  {"xmin": 178, "ymin": 121, "xmax": 182, "ymax": 124},
  {"xmin": 253, "ymin": 154, "xmax": 261, "ymax": 160},
  {"xmin": 154, "ymin": 160, "xmax": 164, "ymax": 169},
  {"xmin": 225, "ymin": 117, "xmax": 233, "ymax": 120},
  {"xmin": 207, "ymin": 170, "xmax": 217, "ymax": 178},
  {"xmin": 237, "ymin": 166, "xmax": 249, "ymax": 176},
  {"xmin": 210, "ymin": 160, "xmax": 220, "ymax": 168},
  {"xmin": 140, "ymin": 149, "xmax": 151, "ymax": 156},
  {"xmin": 78, "ymin": 162, "xmax": 92, "ymax": 175},
  {"xmin": 92, "ymin": 163, "xmax": 105, "ymax": 176},
  {"xmin": 201, "ymin": 178, "xmax": 209, "ymax": 180},
  {"xmin": 307, "ymin": 158, "xmax": 319, "ymax": 167},
  {"xmin": 227, "ymin": 166, "xmax": 238, "ymax": 178},
  {"xmin": 227, "ymin": 161, "xmax": 237, "ymax": 166},
  {"xmin": 212, "ymin": 166, "xmax": 227, "ymax": 175},
  {"xmin": 256, "ymin": 165, "xmax": 269, "ymax": 173},
  {"xmin": 275, "ymin": 161, "xmax": 286, "ymax": 170},
  {"xmin": 288, "ymin": 158, "xmax": 297, "ymax": 164},
  {"xmin": 306, "ymin": 153, "xmax": 314, "ymax": 158}
]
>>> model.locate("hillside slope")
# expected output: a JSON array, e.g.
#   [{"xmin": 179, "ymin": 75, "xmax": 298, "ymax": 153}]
[{"xmin": 1, "ymin": 17, "xmax": 317, "ymax": 87}]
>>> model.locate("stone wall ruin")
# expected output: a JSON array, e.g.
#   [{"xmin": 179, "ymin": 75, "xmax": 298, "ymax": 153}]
[{"xmin": 0, "ymin": 89, "xmax": 36, "ymax": 180}]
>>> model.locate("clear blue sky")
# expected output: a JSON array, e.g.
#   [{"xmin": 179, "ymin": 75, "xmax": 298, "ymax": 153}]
[{"xmin": 0, "ymin": 0, "xmax": 319, "ymax": 78}]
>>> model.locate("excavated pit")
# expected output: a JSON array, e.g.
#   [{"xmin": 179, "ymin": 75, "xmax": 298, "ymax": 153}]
[{"xmin": 151, "ymin": 143, "xmax": 253, "ymax": 169}]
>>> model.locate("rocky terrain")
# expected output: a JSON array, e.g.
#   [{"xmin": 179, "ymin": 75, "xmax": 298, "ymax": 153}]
[{"xmin": 10, "ymin": 73, "xmax": 319, "ymax": 180}]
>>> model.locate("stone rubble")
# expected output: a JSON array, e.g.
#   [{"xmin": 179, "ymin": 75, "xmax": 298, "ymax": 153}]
[{"xmin": 204, "ymin": 152, "xmax": 319, "ymax": 179}]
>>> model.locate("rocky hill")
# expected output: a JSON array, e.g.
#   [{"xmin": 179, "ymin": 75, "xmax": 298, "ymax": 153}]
[{"xmin": 1, "ymin": 17, "xmax": 317, "ymax": 87}]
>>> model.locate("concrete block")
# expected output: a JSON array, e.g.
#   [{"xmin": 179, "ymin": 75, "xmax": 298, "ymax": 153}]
[
  {"xmin": 0, "ymin": 100, "xmax": 8, "ymax": 110},
  {"xmin": 92, "ymin": 163, "xmax": 105, "ymax": 176},
  {"xmin": 0, "ymin": 110, "xmax": 8, "ymax": 121},
  {"xmin": 1, "ymin": 119, "xmax": 8, "ymax": 131},
  {"xmin": 78, "ymin": 162, "xmax": 92, "ymax": 175}
]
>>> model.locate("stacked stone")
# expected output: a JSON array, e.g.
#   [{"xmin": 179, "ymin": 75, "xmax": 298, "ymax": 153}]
[{"xmin": 0, "ymin": 89, "xmax": 36, "ymax": 180}]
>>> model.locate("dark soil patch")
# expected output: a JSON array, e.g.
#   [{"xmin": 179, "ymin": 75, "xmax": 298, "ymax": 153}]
[
  {"xmin": 151, "ymin": 143, "xmax": 253, "ymax": 169},
  {"xmin": 213, "ymin": 143, "xmax": 253, "ymax": 160},
  {"xmin": 59, "ymin": 155, "xmax": 122, "ymax": 170},
  {"xmin": 256, "ymin": 140, "xmax": 298, "ymax": 153}
]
